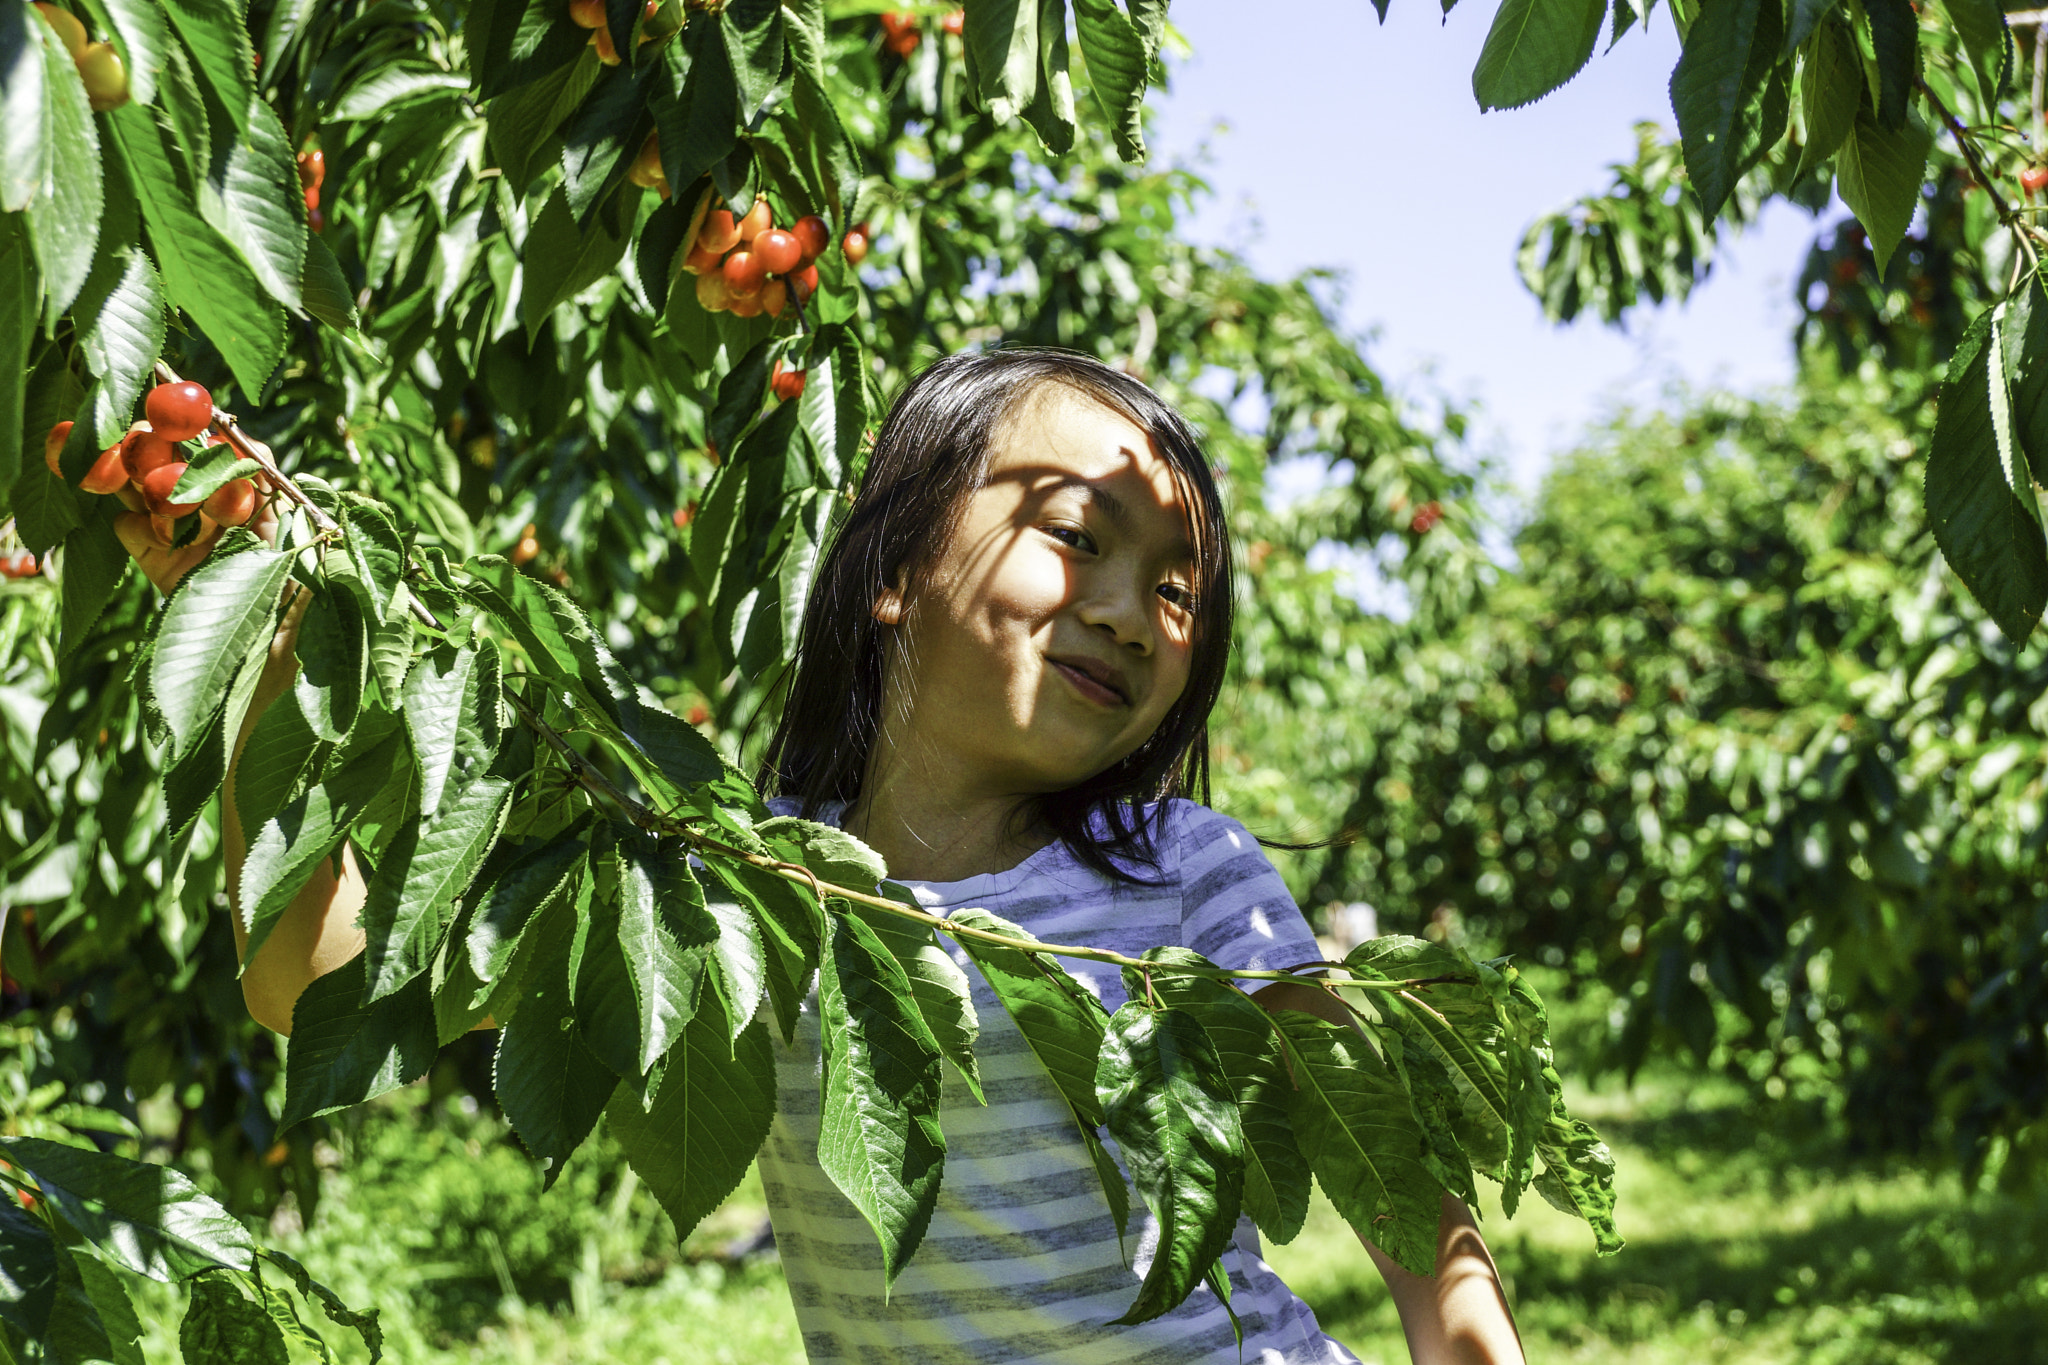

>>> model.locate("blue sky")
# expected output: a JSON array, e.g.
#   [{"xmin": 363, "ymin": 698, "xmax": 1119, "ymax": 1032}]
[{"xmin": 1148, "ymin": 0, "xmax": 1826, "ymax": 493}]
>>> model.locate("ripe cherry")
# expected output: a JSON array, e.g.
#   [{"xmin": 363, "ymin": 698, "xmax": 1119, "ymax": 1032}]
[
  {"xmin": 672, "ymin": 504, "xmax": 694, "ymax": 528},
  {"xmin": 2023, "ymin": 166, "xmax": 2048, "ymax": 195},
  {"xmin": 759, "ymin": 277, "xmax": 788, "ymax": 318},
  {"xmin": 697, "ymin": 209, "xmax": 741, "ymax": 254},
  {"xmin": 754, "ymin": 227, "xmax": 802, "ymax": 275},
  {"xmin": 791, "ymin": 214, "xmax": 829, "ymax": 264},
  {"xmin": 297, "ymin": 148, "xmax": 324, "ymax": 192},
  {"xmin": 123, "ymin": 427, "xmax": 179, "ymax": 482},
  {"xmin": 879, "ymin": 11, "xmax": 915, "ymax": 37},
  {"xmin": 628, "ymin": 132, "xmax": 665, "ymax": 189},
  {"xmin": 309, "ymin": 207, "xmax": 326, "ymax": 232},
  {"xmin": 723, "ymin": 248, "xmax": 767, "ymax": 298},
  {"xmin": 591, "ymin": 24, "xmax": 620, "ymax": 63},
  {"xmin": 77, "ymin": 42, "xmax": 128, "ymax": 111},
  {"xmin": 81, "ymin": 442, "xmax": 128, "ymax": 495},
  {"xmin": 788, "ymin": 263, "xmax": 819, "ymax": 303},
  {"xmin": 147, "ymin": 381, "xmax": 213, "ymax": 441},
  {"xmin": 728, "ymin": 288, "xmax": 763, "ymax": 318},
  {"xmin": 942, "ymin": 8, "xmax": 963, "ymax": 35},
  {"xmin": 204, "ymin": 477, "xmax": 257, "ymax": 527},
  {"xmin": 512, "ymin": 533, "xmax": 540, "ymax": 565},
  {"xmin": 842, "ymin": 229, "xmax": 869, "ymax": 265},
  {"xmin": 569, "ymin": 0, "xmax": 605, "ymax": 27},
  {"xmin": 1411, "ymin": 501, "xmax": 1443, "ymax": 534},
  {"xmin": 771, "ymin": 365, "xmax": 806, "ymax": 402},
  {"xmin": 887, "ymin": 30, "xmax": 919, "ymax": 56},
  {"xmin": 141, "ymin": 462, "xmax": 201, "ymax": 518},
  {"xmin": 304, "ymin": 185, "xmax": 319, "ymax": 212},
  {"xmin": 696, "ymin": 269, "xmax": 734, "ymax": 312},
  {"xmin": 737, "ymin": 197, "xmax": 772, "ymax": 243},
  {"xmin": 43, "ymin": 421, "xmax": 72, "ymax": 476},
  {"xmin": 682, "ymin": 241, "xmax": 724, "ymax": 275},
  {"xmin": 32, "ymin": 5, "xmax": 87, "ymax": 60},
  {"xmin": 686, "ymin": 703, "xmax": 709, "ymax": 725}
]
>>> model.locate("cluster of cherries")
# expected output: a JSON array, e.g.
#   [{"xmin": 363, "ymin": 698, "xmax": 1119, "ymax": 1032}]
[
  {"xmin": 567, "ymin": 0, "xmax": 672, "ymax": 64},
  {"xmin": 684, "ymin": 193, "xmax": 847, "ymax": 320},
  {"xmin": 42, "ymin": 382, "xmax": 260, "ymax": 545},
  {"xmin": 0, "ymin": 550, "xmax": 39, "ymax": 580},
  {"xmin": 879, "ymin": 8, "xmax": 964, "ymax": 56},
  {"xmin": 299, "ymin": 147, "xmax": 326, "ymax": 233},
  {"xmin": 31, "ymin": 4, "xmax": 128, "ymax": 111}
]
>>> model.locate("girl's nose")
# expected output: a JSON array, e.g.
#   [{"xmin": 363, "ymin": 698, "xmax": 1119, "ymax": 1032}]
[{"xmin": 1075, "ymin": 577, "xmax": 1153, "ymax": 655}]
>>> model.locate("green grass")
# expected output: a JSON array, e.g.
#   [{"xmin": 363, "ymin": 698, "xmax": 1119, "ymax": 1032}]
[{"xmin": 128, "ymin": 1073, "xmax": 2048, "ymax": 1364}]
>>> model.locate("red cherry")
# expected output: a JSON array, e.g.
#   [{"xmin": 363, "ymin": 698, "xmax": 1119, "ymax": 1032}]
[
  {"xmin": 569, "ymin": 0, "xmax": 605, "ymax": 26},
  {"xmin": 672, "ymin": 504, "xmax": 694, "ymax": 528},
  {"xmin": 686, "ymin": 703, "xmax": 709, "ymax": 725},
  {"xmin": 887, "ymin": 30, "xmax": 919, "ymax": 55},
  {"xmin": 141, "ymin": 462, "xmax": 201, "ymax": 517},
  {"xmin": 697, "ymin": 209, "xmax": 741, "ymax": 254},
  {"xmin": 203, "ymin": 477, "xmax": 257, "ymax": 527},
  {"xmin": 628, "ymin": 132, "xmax": 665, "ymax": 189},
  {"xmin": 122, "ymin": 427, "xmax": 179, "ymax": 482},
  {"xmin": 879, "ymin": 11, "xmax": 914, "ymax": 37},
  {"xmin": 791, "ymin": 215, "xmax": 830, "ymax": 264},
  {"xmin": 304, "ymin": 185, "xmax": 319, "ymax": 212},
  {"xmin": 2023, "ymin": 166, "xmax": 2048, "ymax": 195},
  {"xmin": 722, "ymin": 249, "xmax": 767, "ymax": 298},
  {"xmin": 682, "ymin": 242, "xmax": 724, "ymax": 275},
  {"xmin": 759, "ymin": 278, "xmax": 788, "ymax": 317},
  {"xmin": 80, "ymin": 443, "xmax": 128, "ymax": 495},
  {"xmin": 754, "ymin": 227, "xmax": 802, "ymax": 276},
  {"xmin": 512, "ymin": 535, "xmax": 540, "ymax": 565},
  {"xmin": 842, "ymin": 230, "xmax": 869, "ymax": 265},
  {"xmin": 297, "ymin": 148, "xmax": 324, "ymax": 192},
  {"xmin": 789, "ymin": 263, "xmax": 819, "ymax": 302},
  {"xmin": 591, "ymin": 23, "xmax": 620, "ymax": 63},
  {"xmin": 728, "ymin": 289, "xmax": 763, "ymax": 318},
  {"xmin": 1411, "ymin": 501, "xmax": 1443, "ymax": 534},
  {"xmin": 309, "ymin": 207, "xmax": 325, "ymax": 233},
  {"xmin": 43, "ymin": 421, "xmax": 72, "ymax": 476},
  {"xmin": 771, "ymin": 367, "xmax": 806, "ymax": 401},
  {"xmin": 146, "ymin": 382, "xmax": 213, "ymax": 442},
  {"xmin": 942, "ymin": 8, "xmax": 963, "ymax": 35}
]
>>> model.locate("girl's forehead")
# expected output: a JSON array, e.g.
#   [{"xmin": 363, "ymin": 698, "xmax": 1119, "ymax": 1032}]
[{"xmin": 987, "ymin": 388, "xmax": 1184, "ymax": 508}]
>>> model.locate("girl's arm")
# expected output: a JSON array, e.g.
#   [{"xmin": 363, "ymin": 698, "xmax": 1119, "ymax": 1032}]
[
  {"xmin": 118, "ymin": 513, "xmax": 370, "ymax": 1036},
  {"xmin": 1250, "ymin": 977, "xmax": 1527, "ymax": 1365}
]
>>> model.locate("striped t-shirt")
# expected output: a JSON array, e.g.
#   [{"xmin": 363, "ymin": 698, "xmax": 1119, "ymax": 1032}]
[{"xmin": 756, "ymin": 798, "xmax": 1363, "ymax": 1365}]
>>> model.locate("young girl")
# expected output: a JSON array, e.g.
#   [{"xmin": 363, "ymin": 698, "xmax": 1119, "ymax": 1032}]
[{"xmin": 128, "ymin": 349, "xmax": 1523, "ymax": 1365}]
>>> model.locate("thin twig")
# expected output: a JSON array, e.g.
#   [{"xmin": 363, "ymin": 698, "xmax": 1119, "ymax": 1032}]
[{"xmin": 1920, "ymin": 78, "xmax": 2045, "ymax": 273}]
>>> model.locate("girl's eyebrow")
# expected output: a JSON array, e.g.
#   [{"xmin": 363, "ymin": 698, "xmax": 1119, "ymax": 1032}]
[{"xmin": 1044, "ymin": 474, "xmax": 1195, "ymax": 559}]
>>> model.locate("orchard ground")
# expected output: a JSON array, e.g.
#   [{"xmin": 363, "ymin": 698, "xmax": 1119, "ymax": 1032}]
[{"xmin": 113, "ymin": 976, "xmax": 2048, "ymax": 1365}]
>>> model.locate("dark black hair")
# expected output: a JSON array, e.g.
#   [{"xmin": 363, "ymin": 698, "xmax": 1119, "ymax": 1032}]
[{"xmin": 757, "ymin": 347, "xmax": 1235, "ymax": 883}]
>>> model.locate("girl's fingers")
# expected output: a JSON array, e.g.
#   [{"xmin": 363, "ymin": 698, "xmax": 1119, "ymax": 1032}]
[
  {"xmin": 114, "ymin": 482, "xmax": 146, "ymax": 513},
  {"xmin": 115, "ymin": 511, "xmax": 225, "ymax": 596}
]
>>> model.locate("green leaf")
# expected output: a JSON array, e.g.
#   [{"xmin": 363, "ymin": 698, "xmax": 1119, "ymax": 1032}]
[
  {"xmin": 697, "ymin": 858, "xmax": 778, "ymax": 1039},
  {"xmin": 104, "ymin": 104, "xmax": 285, "ymax": 396},
  {"xmin": 816, "ymin": 911, "xmax": 948, "ymax": 1283},
  {"xmin": 338, "ymin": 498, "xmax": 408, "ymax": 624},
  {"xmin": 1783, "ymin": 0, "xmax": 1836, "ymax": 52},
  {"xmin": 1144, "ymin": 954, "xmax": 1312, "ymax": 1245},
  {"xmin": 1668, "ymin": 0, "xmax": 1783, "ymax": 221},
  {"xmin": 0, "ymin": 1, "xmax": 50, "ymax": 214},
  {"xmin": 793, "ymin": 323, "xmax": 865, "ymax": 486},
  {"xmin": 1017, "ymin": 0, "xmax": 1076, "ymax": 157},
  {"xmin": 197, "ymin": 91, "xmax": 305, "ymax": 312},
  {"xmin": 72, "ymin": 236, "xmax": 165, "ymax": 451},
  {"xmin": 473, "ymin": 0, "xmax": 590, "ymax": 100},
  {"xmin": 1072, "ymin": 0, "xmax": 1150, "ymax": 161},
  {"xmin": 1945, "ymin": 0, "xmax": 2008, "ymax": 104},
  {"xmin": 720, "ymin": 0, "xmax": 783, "ymax": 125},
  {"xmin": 233, "ymin": 693, "xmax": 329, "ymax": 834},
  {"xmin": 616, "ymin": 832, "xmax": 718, "ymax": 1073},
  {"xmin": 651, "ymin": 29, "xmax": 739, "ymax": 208},
  {"xmin": 180, "ymin": 1274, "xmax": 287, "ymax": 1365},
  {"xmin": 1095, "ymin": 1004, "xmax": 1244, "ymax": 1325},
  {"xmin": 8, "ymin": 438, "xmax": 82, "ymax": 554},
  {"xmin": 169, "ymin": 450, "xmax": 263, "ymax": 505},
  {"xmin": 57, "ymin": 500, "xmax": 131, "ymax": 660},
  {"xmin": 1835, "ymin": 101, "xmax": 1931, "ymax": 277},
  {"xmin": 294, "ymin": 581, "xmax": 367, "ymax": 746},
  {"xmin": 71, "ymin": 1249, "xmax": 143, "ymax": 1365},
  {"xmin": 949, "ymin": 907, "xmax": 1109, "ymax": 1126},
  {"xmin": 607, "ymin": 989, "xmax": 775, "ymax": 1239},
  {"xmin": 239, "ymin": 723, "xmax": 406, "ymax": 964},
  {"xmin": 496, "ymin": 900, "xmax": 618, "ymax": 1181},
  {"xmin": 162, "ymin": 0, "xmax": 255, "ymax": 138},
  {"xmin": 467, "ymin": 830, "xmax": 588, "ymax": 986},
  {"xmin": 0, "ymin": 1137, "xmax": 256, "ymax": 1281},
  {"xmin": 300, "ymin": 230, "xmax": 357, "ymax": 330},
  {"xmin": 1794, "ymin": 19, "xmax": 1860, "ymax": 179},
  {"xmin": 964, "ymin": 0, "xmax": 1042, "ymax": 124},
  {"xmin": 518, "ymin": 185, "xmax": 632, "ymax": 336},
  {"xmin": 1929, "ymin": 307, "xmax": 2048, "ymax": 642},
  {"xmin": 2001, "ymin": 276, "xmax": 2048, "ymax": 487},
  {"xmin": 1863, "ymin": 0, "xmax": 1916, "ymax": 129},
  {"xmin": 360, "ymin": 774, "xmax": 514, "ymax": 1001},
  {"xmin": 850, "ymin": 894, "xmax": 985, "ymax": 1103},
  {"xmin": 0, "ymin": 1203, "xmax": 57, "ymax": 1342},
  {"xmin": 571, "ymin": 869, "xmax": 646, "ymax": 1080},
  {"xmin": 24, "ymin": 18, "xmax": 102, "ymax": 319},
  {"xmin": 279, "ymin": 952, "xmax": 438, "ymax": 1130},
  {"xmin": 0, "ymin": 218, "xmax": 30, "ymax": 504},
  {"xmin": 256, "ymin": 1250, "xmax": 382, "ymax": 1363},
  {"xmin": 151, "ymin": 541, "xmax": 291, "ymax": 760},
  {"xmin": 1472, "ymin": 0, "xmax": 1607, "ymax": 111},
  {"xmin": 560, "ymin": 64, "xmax": 654, "ymax": 226},
  {"xmin": 1270, "ymin": 1010, "xmax": 1445, "ymax": 1277},
  {"xmin": 402, "ymin": 643, "xmax": 478, "ymax": 816},
  {"xmin": 464, "ymin": 557, "xmax": 625, "ymax": 725}
]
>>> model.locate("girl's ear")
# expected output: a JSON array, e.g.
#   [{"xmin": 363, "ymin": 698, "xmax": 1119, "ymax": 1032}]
[{"xmin": 872, "ymin": 586, "xmax": 905, "ymax": 625}]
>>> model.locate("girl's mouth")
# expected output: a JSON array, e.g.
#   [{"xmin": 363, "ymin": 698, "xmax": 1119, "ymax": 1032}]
[{"xmin": 1048, "ymin": 656, "xmax": 1128, "ymax": 707}]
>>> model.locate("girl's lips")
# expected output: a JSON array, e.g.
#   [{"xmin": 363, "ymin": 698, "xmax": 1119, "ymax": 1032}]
[{"xmin": 1049, "ymin": 657, "xmax": 1127, "ymax": 707}]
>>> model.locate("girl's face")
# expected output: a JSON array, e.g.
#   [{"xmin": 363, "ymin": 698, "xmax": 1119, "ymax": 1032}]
[{"xmin": 875, "ymin": 386, "xmax": 1200, "ymax": 799}]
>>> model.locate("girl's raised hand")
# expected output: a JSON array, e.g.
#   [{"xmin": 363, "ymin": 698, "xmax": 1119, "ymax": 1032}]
[{"xmin": 111, "ymin": 470, "xmax": 282, "ymax": 597}]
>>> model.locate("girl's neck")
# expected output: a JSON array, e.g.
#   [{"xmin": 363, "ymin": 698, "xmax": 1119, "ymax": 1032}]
[{"xmin": 843, "ymin": 744, "xmax": 1053, "ymax": 884}]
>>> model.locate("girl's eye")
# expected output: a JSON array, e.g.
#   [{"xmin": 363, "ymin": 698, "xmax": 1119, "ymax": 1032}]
[
  {"xmin": 1042, "ymin": 525, "xmax": 1093, "ymax": 551},
  {"xmin": 1157, "ymin": 583, "xmax": 1193, "ymax": 610}
]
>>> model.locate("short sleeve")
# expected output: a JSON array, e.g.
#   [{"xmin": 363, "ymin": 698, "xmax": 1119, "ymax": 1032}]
[{"xmin": 1173, "ymin": 801, "xmax": 1324, "ymax": 984}]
